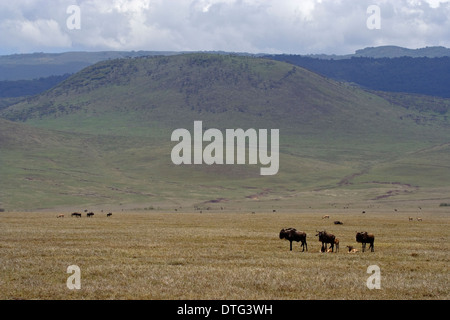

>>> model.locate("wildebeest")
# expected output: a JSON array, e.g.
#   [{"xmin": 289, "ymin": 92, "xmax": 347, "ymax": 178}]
[
  {"xmin": 71, "ymin": 212, "xmax": 82, "ymax": 218},
  {"xmin": 334, "ymin": 238, "xmax": 340, "ymax": 252},
  {"xmin": 87, "ymin": 212, "xmax": 94, "ymax": 218},
  {"xmin": 356, "ymin": 231, "xmax": 375, "ymax": 252},
  {"xmin": 334, "ymin": 220, "xmax": 343, "ymax": 225},
  {"xmin": 279, "ymin": 228, "xmax": 308, "ymax": 252},
  {"xmin": 107, "ymin": 212, "xmax": 112, "ymax": 217},
  {"xmin": 57, "ymin": 214, "xmax": 64, "ymax": 218},
  {"xmin": 346, "ymin": 245, "xmax": 359, "ymax": 253},
  {"xmin": 316, "ymin": 230, "xmax": 336, "ymax": 252}
]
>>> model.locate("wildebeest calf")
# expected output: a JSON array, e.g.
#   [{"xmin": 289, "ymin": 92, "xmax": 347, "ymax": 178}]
[
  {"xmin": 279, "ymin": 228, "xmax": 308, "ymax": 252},
  {"xmin": 346, "ymin": 245, "xmax": 359, "ymax": 253}
]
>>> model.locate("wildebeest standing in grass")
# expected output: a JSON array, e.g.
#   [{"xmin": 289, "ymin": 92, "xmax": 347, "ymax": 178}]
[
  {"xmin": 71, "ymin": 212, "xmax": 82, "ymax": 218},
  {"xmin": 279, "ymin": 228, "xmax": 308, "ymax": 252},
  {"xmin": 316, "ymin": 230, "xmax": 336, "ymax": 252},
  {"xmin": 356, "ymin": 231, "xmax": 375, "ymax": 252},
  {"xmin": 87, "ymin": 212, "xmax": 94, "ymax": 218},
  {"xmin": 334, "ymin": 238, "xmax": 340, "ymax": 252}
]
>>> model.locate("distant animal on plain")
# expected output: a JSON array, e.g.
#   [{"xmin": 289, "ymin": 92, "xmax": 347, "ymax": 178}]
[
  {"xmin": 409, "ymin": 217, "xmax": 413, "ymax": 221},
  {"xmin": 346, "ymin": 245, "xmax": 359, "ymax": 253},
  {"xmin": 71, "ymin": 212, "xmax": 82, "ymax": 218},
  {"xmin": 334, "ymin": 220, "xmax": 343, "ymax": 225},
  {"xmin": 322, "ymin": 215, "xmax": 330, "ymax": 219},
  {"xmin": 316, "ymin": 230, "xmax": 336, "ymax": 252},
  {"xmin": 417, "ymin": 217, "xmax": 422, "ymax": 221},
  {"xmin": 57, "ymin": 214, "xmax": 64, "ymax": 218},
  {"xmin": 107, "ymin": 212, "xmax": 112, "ymax": 217},
  {"xmin": 279, "ymin": 228, "xmax": 308, "ymax": 252},
  {"xmin": 87, "ymin": 212, "xmax": 94, "ymax": 218},
  {"xmin": 356, "ymin": 231, "xmax": 375, "ymax": 252}
]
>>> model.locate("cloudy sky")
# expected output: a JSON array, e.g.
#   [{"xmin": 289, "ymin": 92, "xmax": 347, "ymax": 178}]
[{"xmin": 0, "ymin": 0, "xmax": 449, "ymax": 56}]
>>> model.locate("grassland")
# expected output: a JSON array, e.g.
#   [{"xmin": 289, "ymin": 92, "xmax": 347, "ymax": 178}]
[
  {"xmin": 0, "ymin": 207, "xmax": 448, "ymax": 300},
  {"xmin": 0, "ymin": 54, "xmax": 448, "ymax": 300}
]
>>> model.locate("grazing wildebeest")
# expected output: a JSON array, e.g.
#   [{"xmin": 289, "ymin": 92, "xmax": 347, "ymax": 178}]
[
  {"xmin": 334, "ymin": 220, "xmax": 343, "ymax": 225},
  {"xmin": 57, "ymin": 214, "xmax": 64, "ymax": 218},
  {"xmin": 356, "ymin": 231, "xmax": 375, "ymax": 252},
  {"xmin": 279, "ymin": 228, "xmax": 308, "ymax": 252},
  {"xmin": 71, "ymin": 212, "xmax": 81, "ymax": 218},
  {"xmin": 87, "ymin": 212, "xmax": 94, "ymax": 218},
  {"xmin": 316, "ymin": 230, "xmax": 336, "ymax": 252},
  {"xmin": 107, "ymin": 212, "xmax": 112, "ymax": 217}
]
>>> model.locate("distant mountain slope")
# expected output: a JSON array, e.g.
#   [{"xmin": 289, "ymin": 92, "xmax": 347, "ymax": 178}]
[
  {"xmin": 0, "ymin": 74, "xmax": 72, "ymax": 98},
  {"xmin": 1, "ymin": 53, "xmax": 449, "ymax": 210},
  {"xmin": 353, "ymin": 46, "xmax": 450, "ymax": 58},
  {"xmin": 2, "ymin": 53, "xmax": 427, "ymax": 137},
  {"xmin": 265, "ymin": 55, "xmax": 450, "ymax": 98},
  {"xmin": 0, "ymin": 51, "xmax": 177, "ymax": 81},
  {"xmin": 304, "ymin": 46, "xmax": 450, "ymax": 59},
  {"xmin": 2, "ymin": 46, "xmax": 449, "ymax": 97}
]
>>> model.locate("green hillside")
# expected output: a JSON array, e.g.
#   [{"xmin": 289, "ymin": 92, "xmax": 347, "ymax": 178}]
[
  {"xmin": 1, "ymin": 53, "xmax": 449, "ymax": 211},
  {"xmin": 0, "ymin": 51, "xmax": 177, "ymax": 81}
]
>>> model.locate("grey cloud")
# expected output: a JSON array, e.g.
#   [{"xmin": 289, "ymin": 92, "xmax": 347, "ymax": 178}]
[{"xmin": 0, "ymin": 0, "xmax": 449, "ymax": 55}]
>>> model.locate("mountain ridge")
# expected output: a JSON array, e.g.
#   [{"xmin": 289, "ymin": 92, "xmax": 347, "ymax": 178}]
[
  {"xmin": 1, "ymin": 53, "xmax": 449, "ymax": 210},
  {"xmin": 1, "ymin": 46, "xmax": 449, "ymax": 81}
]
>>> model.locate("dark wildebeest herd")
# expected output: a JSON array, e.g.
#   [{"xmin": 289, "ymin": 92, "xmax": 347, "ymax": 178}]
[
  {"xmin": 60, "ymin": 210, "xmax": 113, "ymax": 218},
  {"xmin": 280, "ymin": 216, "xmax": 375, "ymax": 253}
]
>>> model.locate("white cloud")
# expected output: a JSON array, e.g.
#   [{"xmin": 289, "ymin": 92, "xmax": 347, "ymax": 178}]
[
  {"xmin": 0, "ymin": 0, "xmax": 449, "ymax": 55},
  {"xmin": 425, "ymin": 0, "xmax": 450, "ymax": 8},
  {"xmin": 0, "ymin": 18, "xmax": 71, "ymax": 52}
]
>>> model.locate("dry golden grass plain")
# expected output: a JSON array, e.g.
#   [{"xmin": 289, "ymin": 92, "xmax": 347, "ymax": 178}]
[{"xmin": 0, "ymin": 208, "xmax": 448, "ymax": 300}]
